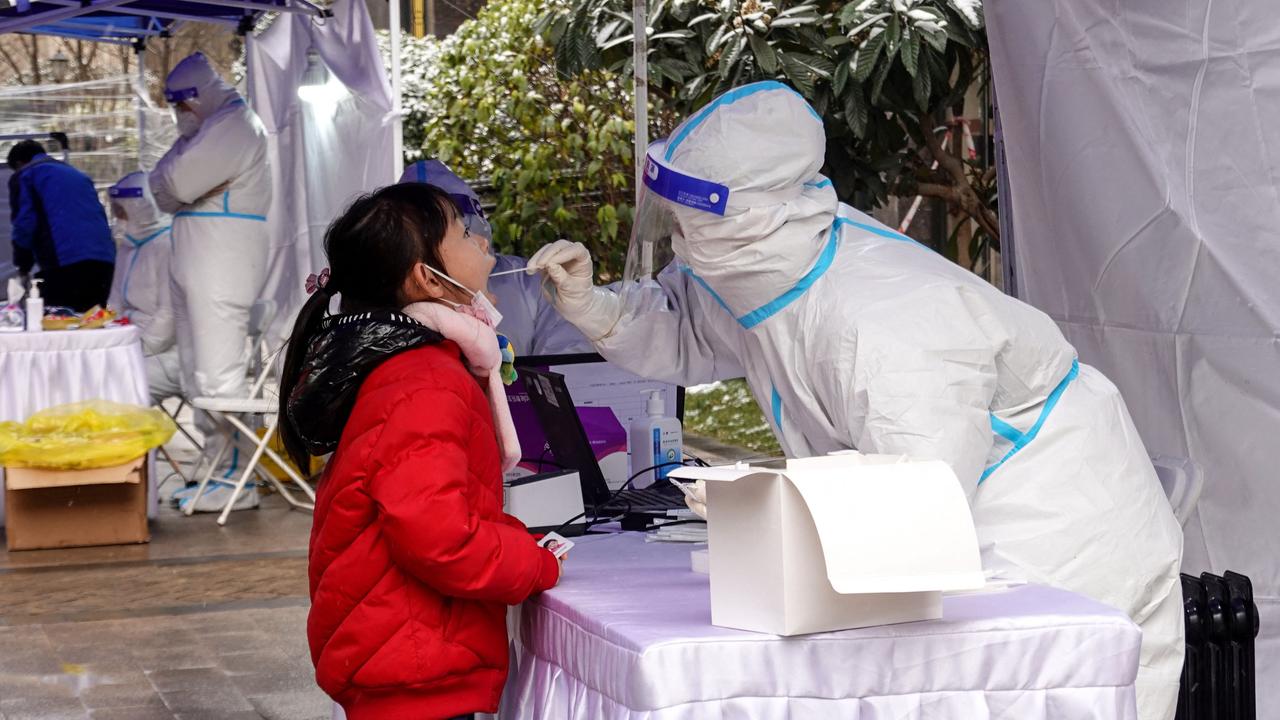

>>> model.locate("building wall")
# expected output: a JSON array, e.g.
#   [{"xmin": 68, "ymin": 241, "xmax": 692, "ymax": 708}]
[{"xmin": 366, "ymin": 0, "xmax": 488, "ymax": 37}]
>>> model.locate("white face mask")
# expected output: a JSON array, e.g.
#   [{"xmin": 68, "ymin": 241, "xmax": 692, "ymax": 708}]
[
  {"xmin": 175, "ymin": 109, "xmax": 201, "ymax": 139},
  {"xmin": 423, "ymin": 263, "xmax": 504, "ymax": 328}
]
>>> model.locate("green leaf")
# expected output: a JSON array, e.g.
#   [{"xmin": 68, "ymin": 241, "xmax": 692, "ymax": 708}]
[
  {"xmin": 870, "ymin": 52, "xmax": 892, "ymax": 103},
  {"xmin": 688, "ymin": 11, "xmax": 720, "ymax": 27},
  {"xmin": 833, "ymin": 55, "xmax": 851, "ymax": 95},
  {"xmin": 747, "ymin": 31, "xmax": 780, "ymax": 74},
  {"xmin": 779, "ymin": 52, "xmax": 817, "ymax": 97},
  {"xmin": 884, "ymin": 14, "xmax": 901, "ymax": 56},
  {"xmin": 719, "ymin": 33, "xmax": 748, "ymax": 79},
  {"xmin": 843, "ymin": 84, "xmax": 869, "ymax": 138},
  {"xmin": 650, "ymin": 30, "xmax": 697, "ymax": 41},
  {"xmin": 793, "ymin": 52, "xmax": 836, "ymax": 79},
  {"xmin": 900, "ymin": 28, "xmax": 920, "ymax": 77},
  {"xmin": 778, "ymin": 3, "xmax": 821, "ymax": 19},
  {"xmin": 913, "ymin": 55, "xmax": 933, "ymax": 109},
  {"xmin": 838, "ymin": 2, "xmax": 862, "ymax": 24},
  {"xmin": 771, "ymin": 15, "xmax": 820, "ymax": 28},
  {"xmin": 852, "ymin": 32, "xmax": 884, "ymax": 83},
  {"xmin": 922, "ymin": 27, "xmax": 948, "ymax": 53}
]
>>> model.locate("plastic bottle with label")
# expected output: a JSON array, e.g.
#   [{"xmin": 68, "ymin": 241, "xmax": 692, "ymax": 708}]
[{"xmin": 628, "ymin": 389, "xmax": 683, "ymax": 489}]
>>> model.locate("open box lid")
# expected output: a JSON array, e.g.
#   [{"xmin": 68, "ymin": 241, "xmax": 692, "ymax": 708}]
[
  {"xmin": 5, "ymin": 458, "xmax": 145, "ymax": 491},
  {"xmin": 672, "ymin": 454, "xmax": 985, "ymax": 595}
]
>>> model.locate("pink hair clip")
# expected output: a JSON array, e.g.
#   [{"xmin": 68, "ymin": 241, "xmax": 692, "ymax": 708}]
[{"xmin": 305, "ymin": 267, "xmax": 331, "ymax": 295}]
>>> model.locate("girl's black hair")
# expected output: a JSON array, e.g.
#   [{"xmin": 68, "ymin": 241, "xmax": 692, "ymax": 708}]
[{"xmin": 278, "ymin": 182, "xmax": 460, "ymax": 472}]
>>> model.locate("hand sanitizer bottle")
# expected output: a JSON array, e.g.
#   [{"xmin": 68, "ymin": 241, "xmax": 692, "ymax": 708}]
[
  {"xmin": 628, "ymin": 389, "xmax": 683, "ymax": 489},
  {"xmin": 24, "ymin": 278, "xmax": 42, "ymax": 332}
]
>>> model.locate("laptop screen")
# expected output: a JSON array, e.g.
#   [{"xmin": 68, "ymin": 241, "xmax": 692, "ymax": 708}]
[
  {"xmin": 505, "ymin": 353, "xmax": 682, "ymax": 490},
  {"xmin": 519, "ymin": 369, "xmax": 613, "ymax": 506}
]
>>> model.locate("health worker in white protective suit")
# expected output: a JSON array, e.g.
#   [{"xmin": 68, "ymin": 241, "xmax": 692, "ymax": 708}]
[
  {"xmin": 398, "ymin": 159, "xmax": 590, "ymax": 356},
  {"xmin": 107, "ymin": 172, "xmax": 182, "ymax": 406},
  {"xmin": 150, "ymin": 52, "xmax": 272, "ymax": 514},
  {"xmin": 529, "ymin": 81, "xmax": 1185, "ymax": 720}
]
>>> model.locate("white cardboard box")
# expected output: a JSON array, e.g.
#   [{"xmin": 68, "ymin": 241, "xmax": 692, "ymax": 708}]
[{"xmin": 671, "ymin": 454, "xmax": 984, "ymax": 636}]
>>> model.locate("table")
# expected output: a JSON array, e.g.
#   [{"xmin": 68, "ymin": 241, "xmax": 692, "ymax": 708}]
[
  {"xmin": 499, "ymin": 533, "xmax": 1142, "ymax": 719},
  {"xmin": 0, "ymin": 326, "xmax": 157, "ymax": 524}
]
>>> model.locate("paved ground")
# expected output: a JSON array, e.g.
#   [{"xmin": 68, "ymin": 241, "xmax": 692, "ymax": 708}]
[
  {"xmin": 0, "ymin": 434, "xmax": 747, "ymax": 719},
  {"xmin": 0, "ymin": 492, "xmax": 325, "ymax": 720}
]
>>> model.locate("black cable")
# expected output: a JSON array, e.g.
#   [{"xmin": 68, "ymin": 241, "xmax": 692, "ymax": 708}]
[
  {"xmin": 682, "ymin": 452, "xmax": 711, "ymax": 468},
  {"xmin": 547, "ymin": 460, "xmax": 689, "ymax": 537}
]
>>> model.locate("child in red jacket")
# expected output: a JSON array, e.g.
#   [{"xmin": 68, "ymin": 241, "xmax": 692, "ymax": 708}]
[{"xmin": 277, "ymin": 183, "xmax": 562, "ymax": 720}]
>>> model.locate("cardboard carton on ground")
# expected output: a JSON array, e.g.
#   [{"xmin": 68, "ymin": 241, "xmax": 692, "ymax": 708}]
[
  {"xmin": 5, "ymin": 457, "xmax": 150, "ymax": 551},
  {"xmin": 670, "ymin": 453, "xmax": 984, "ymax": 636}
]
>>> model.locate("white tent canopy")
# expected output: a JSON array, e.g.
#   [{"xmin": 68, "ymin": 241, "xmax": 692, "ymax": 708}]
[
  {"xmin": 247, "ymin": 0, "xmax": 396, "ymax": 346},
  {"xmin": 987, "ymin": 1, "xmax": 1280, "ymax": 713}
]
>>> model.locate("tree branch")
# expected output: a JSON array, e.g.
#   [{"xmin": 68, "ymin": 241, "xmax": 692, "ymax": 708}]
[
  {"xmin": 0, "ymin": 42, "xmax": 27, "ymax": 83},
  {"xmin": 921, "ymin": 117, "xmax": 968, "ymax": 189},
  {"xmin": 913, "ymin": 182, "xmax": 959, "ymax": 203}
]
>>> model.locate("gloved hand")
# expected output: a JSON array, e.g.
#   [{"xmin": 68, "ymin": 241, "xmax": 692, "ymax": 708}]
[
  {"xmin": 685, "ymin": 479, "xmax": 707, "ymax": 519},
  {"xmin": 527, "ymin": 240, "xmax": 622, "ymax": 341}
]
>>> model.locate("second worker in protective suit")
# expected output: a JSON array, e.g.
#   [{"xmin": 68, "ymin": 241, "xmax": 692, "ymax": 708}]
[
  {"xmin": 107, "ymin": 172, "xmax": 181, "ymax": 406},
  {"xmin": 150, "ymin": 52, "xmax": 272, "ymax": 513},
  {"xmin": 529, "ymin": 81, "xmax": 1184, "ymax": 720}
]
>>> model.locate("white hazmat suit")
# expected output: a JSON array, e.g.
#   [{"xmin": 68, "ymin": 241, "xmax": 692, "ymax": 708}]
[
  {"xmin": 531, "ymin": 81, "xmax": 1184, "ymax": 720},
  {"xmin": 107, "ymin": 172, "xmax": 181, "ymax": 405},
  {"xmin": 150, "ymin": 52, "xmax": 271, "ymax": 511}
]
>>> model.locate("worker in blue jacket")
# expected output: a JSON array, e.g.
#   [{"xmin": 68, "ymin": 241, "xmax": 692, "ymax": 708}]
[{"xmin": 7, "ymin": 139, "xmax": 115, "ymax": 311}]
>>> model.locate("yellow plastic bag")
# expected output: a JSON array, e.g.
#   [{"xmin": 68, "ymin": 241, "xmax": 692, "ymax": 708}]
[
  {"xmin": 0, "ymin": 401, "xmax": 177, "ymax": 470},
  {"xmin": 254, "ymin": 427, "xmax": 325, "ymax": 481}
]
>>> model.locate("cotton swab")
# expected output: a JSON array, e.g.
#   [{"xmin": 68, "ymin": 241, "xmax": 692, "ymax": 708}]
[{"xmin": 489, "ymin": 267, "xmax": 534, "ymax": 277}]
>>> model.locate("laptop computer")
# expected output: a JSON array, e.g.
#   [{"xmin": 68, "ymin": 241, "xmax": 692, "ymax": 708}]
[
  {"xmin": 521, "ymin": 368, "xmax": 687, "ymax": 516},
  {"xmin": 507, "ymin": 352, "xmax": 683, "ymax": 491}
]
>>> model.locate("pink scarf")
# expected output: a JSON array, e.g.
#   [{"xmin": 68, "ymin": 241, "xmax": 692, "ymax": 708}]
[{"xmin": 401, "ymin": 301, "xmax": 521, "ymax": 473}]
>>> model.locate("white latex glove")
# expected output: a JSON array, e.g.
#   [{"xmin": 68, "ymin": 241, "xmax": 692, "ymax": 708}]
[
  {"xmin": 685, "ymin": 479, "xmax": 707, "ymax": 520},
  {"xmin": 527, "ymin": 239, "xmax": 622, "ymax": 341}
]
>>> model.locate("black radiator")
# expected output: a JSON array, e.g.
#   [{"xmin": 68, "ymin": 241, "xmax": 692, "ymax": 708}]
[{"xmin": 1177, "ymin": 571, "xmax": 1260, "ymax": 720}]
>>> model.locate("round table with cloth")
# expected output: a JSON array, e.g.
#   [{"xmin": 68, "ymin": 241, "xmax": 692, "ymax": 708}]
[{"xmin": 0, "ymin": 326, "xmax": 157, "ymax": 526}]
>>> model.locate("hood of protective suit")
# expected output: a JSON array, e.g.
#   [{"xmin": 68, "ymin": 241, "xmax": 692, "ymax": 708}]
[
  {"xmin": 287, "ymin": 310, "xmax": 444, "ymax": 456},
  {"xmin": 398, "ymin": 159, "xmax": 493, "ymax": 241},
  {"xmin": 164, "ymin": 52, "xmax": 242, "ymax": 122},
  {"xmin": 664, "ymin": 81, "xmax": 838, "ymax": 321},
  {"xmin": 109, "ymin": 171, "xmax": 171, "ymax": 245}
]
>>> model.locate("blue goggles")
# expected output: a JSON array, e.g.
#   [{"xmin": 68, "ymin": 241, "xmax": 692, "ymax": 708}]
[
  {"xmin": 109, "ymin": 186, "xmax": 144, "ymax": 199},
  {"xmin": 164, "ymin": 86, "xmax": 199, "ymax": 104}
]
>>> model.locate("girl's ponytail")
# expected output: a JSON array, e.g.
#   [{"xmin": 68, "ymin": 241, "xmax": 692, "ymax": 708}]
[{"xmin": 278, "ymin": 288, "xmax": 331, "ymax": 474}]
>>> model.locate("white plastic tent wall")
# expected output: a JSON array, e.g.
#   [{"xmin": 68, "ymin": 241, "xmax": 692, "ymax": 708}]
[
  {"xmin": 247, "ymin": 0, "xmax": 395, "ymax": 347},
  {"xmin": 985, "ymin": 1, "xmax": 1280, "ymax": 713}
]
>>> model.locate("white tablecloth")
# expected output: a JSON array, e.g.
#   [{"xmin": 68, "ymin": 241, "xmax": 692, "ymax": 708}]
[
  {"xmin": 501, "ymin": 533, "xmax": 1141, "ymax": 720},
  {"xmin": 0, "ymin": 326, "xmax": 156, "ymax": 525}
]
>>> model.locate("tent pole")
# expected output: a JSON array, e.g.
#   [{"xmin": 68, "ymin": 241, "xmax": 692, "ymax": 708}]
[
  {"xmin": 135, "ymin": 41, "xmax": 146, "ymax": 166},
  {"xmin": 632, "ymin": 0, "xmax": 647, "ymax": 204},
  {"xmin": 389, "ymin": 0, "xmax": 404, "ymax": 181}
]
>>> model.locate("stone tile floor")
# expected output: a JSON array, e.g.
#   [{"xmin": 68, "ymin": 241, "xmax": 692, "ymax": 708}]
[
  {"xmin": 1, "ymin": 475, "xmax": 328, "ymax": 720},
  {"xmin": 0, "ymin": 433, "xmax": 747, "ymax": 719}
]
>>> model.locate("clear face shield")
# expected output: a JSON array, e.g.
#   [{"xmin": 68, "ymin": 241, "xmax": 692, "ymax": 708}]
[
  {"xmin": 107, "ymin": 185, "xmax": 142, "ymax": 226},
  {"xmin": 621, "ymin": 141, "xmax": 730, "ymax": 312}
]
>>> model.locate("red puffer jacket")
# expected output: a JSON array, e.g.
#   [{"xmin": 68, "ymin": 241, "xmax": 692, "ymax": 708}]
[{"xmin": 306, "ymin": 341, "xmax": 559, "ymax": 720}]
